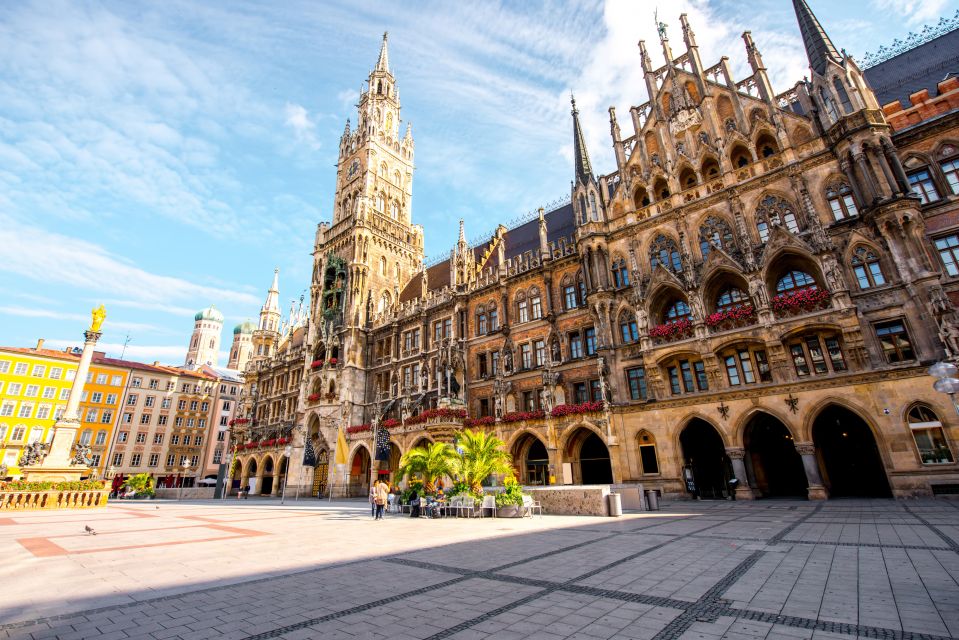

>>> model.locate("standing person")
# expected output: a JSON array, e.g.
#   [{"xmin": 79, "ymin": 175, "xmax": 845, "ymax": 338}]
[
  {"xmin": 369, "ymin": 481, "xmax": 377, "ymax": 519},
  {"xmin": 374, "ymin": 479, "xmax": 388, "ymax": 520}
]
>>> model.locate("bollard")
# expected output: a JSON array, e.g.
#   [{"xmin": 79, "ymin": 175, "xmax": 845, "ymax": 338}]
[
  {"xmin": 608, "ymin": 492, "xmax": 622, "ymax": 517},
  {"xmin": 646, "ymin": 489, "xmax": 659, "ymax": 511}
]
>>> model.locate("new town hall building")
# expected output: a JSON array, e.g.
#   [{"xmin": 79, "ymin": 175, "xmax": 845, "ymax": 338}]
[{"xmin": 232, "ymin": 1, "xmax": 959, "ymax": 500}]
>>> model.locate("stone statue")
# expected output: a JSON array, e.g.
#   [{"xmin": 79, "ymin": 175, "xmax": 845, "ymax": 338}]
[
  {"xmin": 71, "ymin": 443, "xmax": 93, "ymax": 467},
  {"xmin": 820, "ymin": 253, "xmax": 845, "ymax": 291},
  {"xmin": 90, "ymin": 305, "xmax": 107, "ymax": 333},
  {"xmin": 503, "ymin": 346, "xmax": 513, "ymax": 374},
  {"xmin": 930, "ymin": 284, "xmax": 952, "ymax": 315},
  {"xmin": 688, "ymin": 295, "xmax": 705, "ymax": 323},
  {"xmin": 551, "ymin": 339, "xmax": 561, "ymax": 364},
  {"xmin": 495, "ymin": 393, "xmax": 503, "ymax": 418},
  {"xmin": 749, "ymin": 278, "xmax": 768, "ymax": 307},
  {"xmin": 939, "ymin": 313, "xmax": 959, "ymax": 358},
  {"xmin": 635, "ymin": 307, "xmax": 649, "ymax": 332},
  {"xmin": 18, "ymin": 441, "xmax": 48, "ymax": 467},
  {"xmin": 420, "ymin": 363, "xmax": 430, "ymax": 390}
]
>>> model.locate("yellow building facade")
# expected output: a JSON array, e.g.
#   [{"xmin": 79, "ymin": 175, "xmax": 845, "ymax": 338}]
[
  {"xmin": 0, "ymin": 345, "xmax": 79, "ymax": 477},
  {"xmin": 76, "ymin": 360, "xmax": 129, "ymax": 475}
]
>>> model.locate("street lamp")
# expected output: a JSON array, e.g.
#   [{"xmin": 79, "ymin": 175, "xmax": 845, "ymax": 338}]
[
  {"xmin": 280, "ymin": 444, "xmax": 292, "ymax": 504},
  {"xmin": 929, "ymin": 361, "xmax": 959, "ymax": 415},
  {"xmin": 178, "ymin": 460, "xmax": 191, "ymax": 501}
]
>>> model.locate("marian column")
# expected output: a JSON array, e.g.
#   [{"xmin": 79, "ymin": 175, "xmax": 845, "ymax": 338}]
[{"xmin": 23, "ymin": 306, "xmax": 105, "ymax": 482}]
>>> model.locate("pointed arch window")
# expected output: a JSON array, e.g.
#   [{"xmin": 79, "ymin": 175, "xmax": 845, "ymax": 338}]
[
  {"xmin": 826, "ymin": 183, "xmax": 858, "ymax": 220},
  {"xmin": 379, "ymin": 256, "xmax": 387, "ymax": 276},
  {"xmin": 776, "ymin": 270, "xmax": 817, "ymax": 292},
  {"xmin": 716, "ymin": 286, "xmax": 749, "ymax": 311},
  {"xmin": 389, "ymin": 200, "xmax": 399, "ymax": 220},
  {"xmin": 515, "ymin": 291, "xmax": 528, "ymax": 324},
  {"xmin": 529, "ymin": 287, "xmax": 543, "ymax": 320},
  {"xmin": 488, "ymin": 302, "xmax": 499, "ymax": 331},
  {"xmin": 588, "ymin": 193, "xmax": 599, "ymax": 221},
  {"xmin": 636, "ymin": 430, "xmax": 659, "ymax": 473},
  {"xmin": 578, "ymin": 195, "xmax": 588, "ymax": 225},
  {"xmin": 376, "ymin": 192, "xmax": 385, "ymax": 211},
  {"xmin": 851, "ymin": 246, "xmax": 886, "ymax": 289},
  {"xmin": 698, "ymin": 216, "xmax": 736, "ymax": 256},
  {"xmin": 819, "ymin": 87, "xmax": 839, "ymax": 121},
  {"xmin": 619, "ymin": 311, "xmax": 639, "ymax": 344},
  {"xmin": 611, "ymin": 258, "xmax": 629, "ymax": 288},
  {"xmin": 665, "ymin": 299, "xmax": 691, "ymax": 321},
  {"xmin": 756, "ymin": 195, "xmax": 800, "ymax": 243},
  {"xmin": 907, "ymin": 405, "xmax": 954, "ymax": 464},
  {"xmin": 649, "ymin": 235, "xmax": 682, "ymax": 273},
  {"xmin": 833, "ymin": 77, "xmax": 853, "ymax": 113},
  {"xmin": 377, "ymin": 291, "xmax": 392, "ymax": 314}
]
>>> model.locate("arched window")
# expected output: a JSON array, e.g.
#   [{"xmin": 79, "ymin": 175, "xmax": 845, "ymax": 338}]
[
  {"xmin": 475, "ymin": 308, "xmax": 488, "ymax": 336},
  {"xmin": 699, "ymin": 216, "xmax": 736, "ymax": 256},
  {"xmin": 611, "ymin": 258, "xmax": 629, "ymax": 288},
  {"xmin": 578, "ymin": 195, "xmax": 588, "ymax": 224},
  {"xmin": 515, "ymin": 291, "xmax": 528, "ymax": 323},
  {"xmin": 637, "ymin": 430, "xmax": 659, "ymax": 473},
  {"xmin": 819, "ymin": 87, "xmax": 839, "ymax": 121},
  {"xmin": 80, "ymin": 429, "xmax": 92, "ymax": 445},
  {"xmin": 653, "ymin": 177, "xmax": 670, "ymax": 200},
  {"xmin": 756, "ymin": 133, "xmax": 778, "ymax": 158},
  {"xmin": 776, "ymin": 270, "xmax": 817, "ymax": 292},
  {"xmin": 208, "ymin": 338, "xmax": 215, "ymax": 349},
  {"xmin": 528, "ymin": 287, "xmax": 543, "ymax": 320},
  {"xmin": 588, "ymin": 193, "xmax": 599, "ymax": 221},
  {"xmin": 701, "ymin": 157, "xmax": 720, "ymax": 179},
  {"xmin": 376, "ymin": 193, "xmax": 385, "ymax": 211},
  {"xmin": 379, "ymin": 256, "xmax": 387, "ymax": 276},
  {"xmin": 634, "ymin": 186, "xmax": 650, "ymax": 208},
  {"xmin": 679, "ymin": 167, "xmax": 697, "ymax": 189},
  {"xmin": 851, "ymin": 246, "xmax": 886, "ymax": 289},
  {"xmin": 561, "ymin": 276, "xmax": 577, "ymax": 310},
  {"xmin": 730, "ymin": 144, "xmax": 750, "ymax": 168},
  {"xmin": 379, "ymin": 162, "xmax": 387, "ymax": 177},
  {"xmin": 390, "ymin": 200, "xmax": 399, "ymax": 220},
  {"xmin": 826, "ymin": 183, "xmax": 858, "ymax": 220},
  {"xmin": 619, "ymin": 312, "xmax": 639, "ymax": 344},
  {"xmin": 665, "ymin": 299, "xmax": 691, "ymax": 321},
  {"xmin": 756, "ymin": 195, "xmax": 800, "ymax": 242},
  {"xmin": 716, "ymin": 286, "xmax": 748, "ymax": 310},
  {"xmin": 487, "ymin": 302, "xmax": 499, "ymax": 331},
  {"xmin": 939, "ymin": 144, "xmax": 959, "ymax": 195},
  {"xmin": 833, "ymin": 77, "xmax": 853, "ymax": 113},
  {"xmin": 649, "ymin": 235, "xmax": 682, "ymax": 273},
  {"xmin": 377, "ymin": 291, "xmax": 392, "ymax": 313},
  {"xmin": 907, "ymin": 405, "xmax": 954, "ymax": 464}
]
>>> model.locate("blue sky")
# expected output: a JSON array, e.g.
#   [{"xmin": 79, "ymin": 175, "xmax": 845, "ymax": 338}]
[{"xmin": 1, "ymin": 0, "xmax": 956, "ymax": 363}]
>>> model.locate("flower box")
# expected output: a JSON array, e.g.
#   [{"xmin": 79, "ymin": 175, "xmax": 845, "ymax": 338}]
[
  {"xmin": 550, "ymin": 401, "xmax": 604, "ymax": 418},
  {"xmin": 648, "ymin": 319, "xmax": 693, "ymax": 342},
  {"xmin": 329, "ymin": 357, "xmax": 338, "ymax": 365},
  {"xmin": 405, "ymin": 408, "xmax": 468, "ymax": 426},
  {"xmin": 307, "ymin": 393, "xmax": 320, "ymax": 402},
  {"xmin": 310, "ymin": 360, "xmax": 323, "ymax": 369},
  {"xmin": 347, "ymin": 424, "xmax": 372, "ymax": 435},
  {"xmin": 464, "ymin": 416, "xmax": 495, "ymax": 428},
  {"xmin": 261, "ymin": 439, "xmax": 276, "ymax": 448},
  {"xmin": 501, "ymin": 410, "xmax": 546, "ymax": 424},
  {"xmin": 276, "ymin": 438, "xmax": 289, "ymax": 446},
  {"xmin": 772, "ymin": 287, "xmax": 830, "ymax": 317},
  {"xmin": 706, "ymin": 305, "xmax": 756, "ymax": 331}
]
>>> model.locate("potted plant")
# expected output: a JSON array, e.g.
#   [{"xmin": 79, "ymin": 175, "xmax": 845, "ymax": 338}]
[
  {"xmin": 122, "ymin": 473, "xmax": 155, "ymax": 499},
  {"xmin": 453, "ymin": 429, "xmax": 514, "ymax": 494},
  {"xmin": 494, "ymin": 476, "xmax": 524, "ymax": 517},
  {"xmin": 397, "ymin": 442, "xmax": 458, "ymax": 493}
]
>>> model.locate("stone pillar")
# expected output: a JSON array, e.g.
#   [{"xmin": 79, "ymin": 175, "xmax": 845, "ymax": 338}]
[
  {"xmin": 795, "ymin": 442, "xmax": 827, "ymax": 500},
  {"xmin": 725, "ymin": 447, "xmax": 755, "ymax": 500}
]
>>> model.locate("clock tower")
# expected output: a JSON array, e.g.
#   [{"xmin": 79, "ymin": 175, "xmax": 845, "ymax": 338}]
[{"xmin": 307, "ymin": 33, "xmax": 423, "ymax": 426}]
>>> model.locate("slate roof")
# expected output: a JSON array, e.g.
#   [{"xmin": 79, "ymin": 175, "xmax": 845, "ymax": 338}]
[
  {"xmin": 863, "ymin": 27, "xmax": 959, "ymax": 108},
  {"xmin": 398, "ymin": 202, "xmax": 576, "ymax": 304}
]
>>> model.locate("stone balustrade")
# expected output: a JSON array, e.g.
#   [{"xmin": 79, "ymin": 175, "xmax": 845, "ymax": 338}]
[{"xmin": 0, "ymin": 489, "xmax": 110, "ymax": 511}]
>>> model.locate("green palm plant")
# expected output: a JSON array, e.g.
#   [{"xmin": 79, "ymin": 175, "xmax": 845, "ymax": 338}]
[
  {"xmin": 454, "ymin": 429, "xmax": 514, "ymax": 494},
  {"xmin": 397, "ymin": 442, "xmax": 458, "ymax": 493},
  {"xmin": 122, "ymin": 473, "xmax": 154, "ymax": 495}
]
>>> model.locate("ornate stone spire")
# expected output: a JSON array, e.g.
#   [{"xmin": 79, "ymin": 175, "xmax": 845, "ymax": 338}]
[
  {"xmin": 376, "ymin": 31, "xmax": 390, "ymax": 72},
  {"xmin": 792, "ymin": 0, "xmax": 842, "ymax": 75},
  {"xmin": 571, "ymin": 94, "xmax": 594, "ymax": 185}
]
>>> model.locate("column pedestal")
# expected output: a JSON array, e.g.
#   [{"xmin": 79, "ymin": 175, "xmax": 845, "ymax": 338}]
[
  {"xmin": 796, "ymin": 443, "xmax": 828, "ymax": 500},
  {"xmin": 726, "ymin": 448, "xmax": 755, "ymax": 500}
]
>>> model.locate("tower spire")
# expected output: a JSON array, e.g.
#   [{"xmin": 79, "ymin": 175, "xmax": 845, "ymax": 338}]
[
  {"xmin": 792, "ymin": 0, "xmax": 841, "ymax": 75},
  {"xmin": 571, "ymin": 94, "xmax": 594, "ymax": 185},
  {"xmin": 263, "ymin": 268, "xmax": 280, "ymax": 314},
  {"xmin": 376, "ymin": 31, "xmax": 390, "ymax": 72}
]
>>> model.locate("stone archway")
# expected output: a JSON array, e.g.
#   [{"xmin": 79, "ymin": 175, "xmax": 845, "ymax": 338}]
[
  {"xmin": 261, "ymin": 456, "xmax": 275, "ymax": 496},
  {"xmin": 812, "ymin": 405, "xmax": 890, "ymax": 497},
  {"xmin": 679, "ymin": 418, "xmax": 731, "ymax": 499},
  {"xmin": 565, "ymin": 427, "xmax": 612, "ymax": 485},
  {"xmin": 743, "ymin": 412, "xmax": 807, "ymax": 498},
  {"xmin": 243, "ymin": 457, "xmax": 257, "ymax": 494},
  {"xmin": 511, "ymin": 432, "xmax": 549, "ymax": 486},
  {"xmin": 349, "ymin": 446, "xmax": 371, "ymax": 498}
]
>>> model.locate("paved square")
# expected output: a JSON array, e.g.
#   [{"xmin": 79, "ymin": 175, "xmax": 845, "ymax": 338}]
[{"xmin": 1, "ymin": 498, "xmax": 958, "ymax": 639}]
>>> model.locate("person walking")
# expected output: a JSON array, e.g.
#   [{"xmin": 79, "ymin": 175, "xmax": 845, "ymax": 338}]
[
  {"xmin": 374, "ymin": 478, "xmax": 388, "ymax": 520},
  {"xmin": 369, "ymin": 482, "xmax": 377, "ymax": 519}
]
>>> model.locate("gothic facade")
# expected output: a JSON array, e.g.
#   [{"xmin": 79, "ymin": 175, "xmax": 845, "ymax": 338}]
[{"xmin": 236, "ymin": 4, "xmax": 959, "ymax": 500}]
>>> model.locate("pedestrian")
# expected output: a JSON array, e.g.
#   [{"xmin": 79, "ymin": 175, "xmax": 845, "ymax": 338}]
[
  {"xmin": 369, "ymin": 482, "xmax": 377, "ymax": 518},
  {"xmin": 409, "ymin": 490, "xmax": 421, "ymax": 518},
  {"xmin": 374, "ymin": 479, "xmax": 388, "ymax": 520}
]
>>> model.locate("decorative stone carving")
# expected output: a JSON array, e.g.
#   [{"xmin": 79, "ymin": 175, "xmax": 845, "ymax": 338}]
[{"xmin": 18, "ymin": 441, "xmax": 48, "ymax": 467}]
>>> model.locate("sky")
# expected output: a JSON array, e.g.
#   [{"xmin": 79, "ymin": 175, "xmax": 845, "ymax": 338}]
[{"xmin": 1, "ymin": 0, "xmax": 957, "ymax": 364}]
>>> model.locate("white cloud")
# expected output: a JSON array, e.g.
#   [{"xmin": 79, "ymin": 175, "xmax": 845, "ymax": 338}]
[
  {"xmin": 872, "ymin": 0, "xmax": 949, "ymax": 24},
  {"xmin": 42, "ymin": 339, "xmax": 187, "ymax": 362},
  {"xmin": 284, "ymin": 102, "xmax": 321, "ymax": 149},
  {"xmin": 0, "ymin": 216, "xmax": 260, "ymax": 308}
]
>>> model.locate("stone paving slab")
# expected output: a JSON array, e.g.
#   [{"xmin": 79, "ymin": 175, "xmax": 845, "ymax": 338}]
[{"xmin": 1, "ymin": 498, "xmax": 958, "ymax": 639}]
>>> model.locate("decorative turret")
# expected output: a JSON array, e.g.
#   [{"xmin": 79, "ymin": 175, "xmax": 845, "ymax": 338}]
[
  {"xmin": 450, "ymin": 219, "xmax": 476, "ymax": 288},
  {"xmin": 538, "ymin": 208, "xmax": 549, "ymax": 261},
  {"xmin": 228, "ymin": 320, "xmax": 255, "ymax": 370},
  {"xmin": 570, "ymin": 95, "xmax": 605, "ymax": 227},
  {"xmin": 186, "ymin": 305, "xmax": 223, "ymax": 368},
  {"xmin": 376, "ymin": 31, "xmax": 390, "ymax": 72}
]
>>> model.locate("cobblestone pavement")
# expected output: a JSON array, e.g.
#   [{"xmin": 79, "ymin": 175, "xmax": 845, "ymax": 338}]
[{"xmin": 1, "ymin": 498, "xmax": 958, "ymax": 639}]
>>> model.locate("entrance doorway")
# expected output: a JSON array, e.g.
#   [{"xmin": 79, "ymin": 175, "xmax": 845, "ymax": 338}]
[
  {"xmin": 744, "ymin": 413, "xmax": 807, "ymax": 498},
  {"xmin": 350, "ymin": 447, "xmax": 371, "ymax": 497},
  {"xmin": 813, "ymin": 405, "xmax": 890, "ymax": 497},
  {"xmin": 312, "ymin": 450, "xmax": 329, "ymax": 497},
  {"xmin": 568, "ymin": 429, "xmax": 612, "ymax": 484},
  {"xmin": 512, "ymin": 433, "xmax": 549, "ymax": 485},
  {"xmin": 680, "ymin": 419, "xmax": 731, "ymax": 499},
  {"xmin": 261, "ymin": 457, "xmax": 274, "ymax": 495}
]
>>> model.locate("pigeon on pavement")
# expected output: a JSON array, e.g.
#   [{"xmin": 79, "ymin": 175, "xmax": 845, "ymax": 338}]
[{"xmin": 84, "ymin": 525, "xmax": 96, "ymax": 535}]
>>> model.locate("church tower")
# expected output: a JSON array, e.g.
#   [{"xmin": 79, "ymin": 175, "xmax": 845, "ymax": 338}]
[
  {"xmin": 308, "ymin": 33, "xmax": 425, "ymax": 426},
  {"xmin": 251, "ymin": 269, "xmax": 281, "ymax": 365},
  {"xmin": 228, "ymin": 320, "xmax": 256, "ymax": 371},
  {"xmin": 185, "ymin": 305, "xmax": 223, "ymax": 367}
]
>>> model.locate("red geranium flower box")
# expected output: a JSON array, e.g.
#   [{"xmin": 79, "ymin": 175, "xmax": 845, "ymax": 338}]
[
  {"xmin": 347, "ymin": 424, "xmax": 372, "ymax": 435},
  {"xmin": 464, "ymin": 416, "xmax": 495, "ymax": 428},
  {"xmin": 648, "ymin": 318, "xmax": 693, "ymax": 341},
  {"xmin": 772, "ymin": 287, "xmax": 830, "ymax": 317},
  {"xmin": 329, "ymin": 357, "xmax": 338, "ymax": 365},
  {"xmin": 550, "ymin": 401, "xmax": 604, "ymax": 418},
  {"xmin": 705, "ymin": 305, "xmax": 756, "ymax": 330},
  {"xmin": 501, "ymin": 410, "xmax": 546, "ymax": 424},
  {"xmin": 308, "ymin": 393, "xmax": 320, "ymax": 402},
  {"xmin": 310, "ymin": 360, "xmax": 323, "ymax": 369}
]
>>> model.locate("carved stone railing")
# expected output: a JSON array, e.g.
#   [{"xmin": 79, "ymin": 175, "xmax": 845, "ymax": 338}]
[{"xmin": 0, "ymin": 490, "xmax": 110, "ymax": 511}]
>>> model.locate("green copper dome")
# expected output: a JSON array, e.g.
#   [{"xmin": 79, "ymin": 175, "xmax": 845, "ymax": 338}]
[
  {"xmin": 233, "ymin": 319, "xmax": 256, "ymax": 335},
  {"xmin": 195, "ymin": 305, "xmax": 224, "ymax": 323}
]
